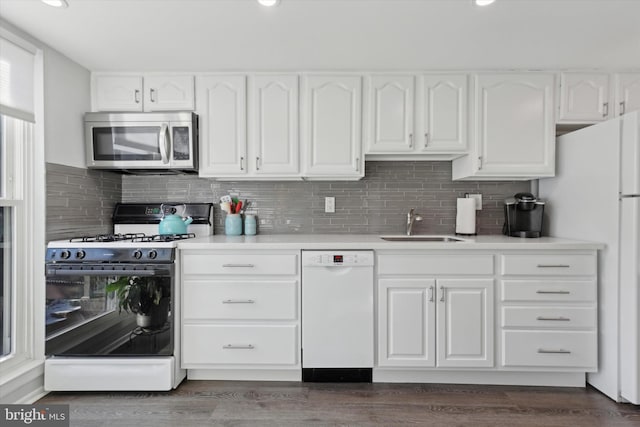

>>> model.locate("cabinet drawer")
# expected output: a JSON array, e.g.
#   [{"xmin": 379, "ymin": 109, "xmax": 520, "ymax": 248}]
[
  {"xmin": 501, "ymin": 254, "xmax": 595, "ymax": 276},
  {"xmin": 502, "ymin": 330, "xmax": 596, "ymax": 368},
  {"xmin": 501, "ymin": 280, "xmax": 596, "ymax": 302},
  {"xmin": 502, "ymin": 306, "xmax": 596, "ymax": 329},
  {"xmin": 183, "ymin": 280, "xmax": 297, "ymax": 321},
  {"xmin": 378, "ymin": 254, "xmax": 493, "ymax": 275},
  {"xmin": 182, "ymin": 324, "xmax": 298, "ymax": 366},
  {"xmin": 182, "ymin": 253, "xmax": 298, "ymax": 276}
]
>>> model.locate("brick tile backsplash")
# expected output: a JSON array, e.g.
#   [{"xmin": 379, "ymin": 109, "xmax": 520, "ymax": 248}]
[
  {"xmin": 46, "ymin": 163, "xmax": 122, "ymax": 241},
  {"xmin": 121, "ymin": 161, "xmax": 530, "ymax": 235}
]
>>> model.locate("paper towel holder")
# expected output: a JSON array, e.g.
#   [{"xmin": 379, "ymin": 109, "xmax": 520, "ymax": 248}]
[{"xmin": 455, "ymin": 194, "xmax": 477, "ymax": 236}]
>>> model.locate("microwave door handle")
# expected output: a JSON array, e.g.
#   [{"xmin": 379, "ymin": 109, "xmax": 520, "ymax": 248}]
[{"xmin": 159, "ymin": 123, "xmax": 170, "ymax": 164}]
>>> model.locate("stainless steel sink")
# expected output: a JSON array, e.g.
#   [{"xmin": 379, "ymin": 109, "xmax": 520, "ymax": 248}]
[{"xmin": 380, "ymin": 235, "xmax": 467, "ymax": 242}]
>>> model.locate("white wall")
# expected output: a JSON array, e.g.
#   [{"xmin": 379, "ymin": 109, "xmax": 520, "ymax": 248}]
[
  {"xmin": 43, "ymin": 47, "xmax": 89, "ymax": 168},
  {"xmin": 0, "ymin": 19, "xmax": 89, "ymax": 169}
]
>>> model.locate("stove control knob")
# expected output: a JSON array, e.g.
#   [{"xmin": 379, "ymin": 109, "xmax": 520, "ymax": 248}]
[
  {"xmin": 60, "ymin": 250, "xmax": 71, "ymax": 260},
  {"xmin": 76, "ymin": 250, "xmax": 86, "ymax": 260},
  {"xmin": 133, "ymin": 250, "xmax": 143, "ymax": 260},
  {"xmin": 148, "ymin": 250, "xmax": 158, "ymax": 260}
]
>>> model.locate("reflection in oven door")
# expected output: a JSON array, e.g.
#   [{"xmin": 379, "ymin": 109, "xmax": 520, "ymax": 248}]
[{"xmin": 45, "ymin": 272, "xmax": 174, "ymax": 357}]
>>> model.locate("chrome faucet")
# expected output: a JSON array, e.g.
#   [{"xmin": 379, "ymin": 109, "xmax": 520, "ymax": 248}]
[{"xmin": 406, "ymin": 208, "xmax": 423, "ymax": 236}]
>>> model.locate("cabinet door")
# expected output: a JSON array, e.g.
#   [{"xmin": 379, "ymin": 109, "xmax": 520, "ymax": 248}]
[
  {"xmin": 378, "ymin": 279, "xmax": 436, "ymax": 367},
  {"xmin": 302, "ymin": 75, "xmax": 363, "ymax": 178},
  {"xmin": 365, "ymin": 75, "xmax": 414, "ymax": 153},
  {"xmin": 473, "ymin": 73, "xmax": 555, "ymax": 177},
  {"xmin": 559, "ymin": 72, "xmax": 610, "ymax": 122},
  {"xmin": 144, "ymin": 75, "xmax": 195, "ymax": 112},
  {"xmin": 436, "ymin": 279, "xmax": 494, "ymax": 367},
  {"xmin": 197, "ymin": 75, "xmax": 247, "ymax": 176},
  {"xmin": 615, "ymin": 73, "xmax": 640, "ymax": 116},
  {"xmin": 93, "ymin": 75, "xmax": 143, "ymax": 112},
  {"xmin": 249, "ymin": 75, "xmax": 299, "ymax": 175},
  {"xmin": 420, "ymin": 74, "xmax": 468, "ymax": 152}
]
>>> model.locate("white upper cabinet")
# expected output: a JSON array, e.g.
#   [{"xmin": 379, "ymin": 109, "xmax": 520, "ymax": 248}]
[
  {"xmin": 365, "ymin": 75, "xmax": 415, "ymax": 153},
  {"xmin": 558, "ymin": 72, "xmax": 610, "ymax": 123},
  {"xmin": 93, "ymin": 75, "xmax": 143, "ymax": 112},
  {"xmin": 249, "ymin": 75, "xmax": 300, "ymax": 176},
  {"xmin": 420, "ymin": 74, "xmax": 468, "ymax": 153},
  {"xmin": 615, "ymin": 73, "xmax": 640, "ymax": 116},
  {"xmin": 143, "ymin": 75, "xmax": 195, "ymax": 111},
  {"xmin": 364, "ymin": 73, "xmax": 468, "ymax": 159},
  {"xmin": 92, "ymin": 74, "xmax": 194, "ymax": 112},
  {"xmin": 452, "ymin": 73, "xmax": 555, "ymax": 180},
  {"xmin": 301, "ymin": 75, "xmax": 364, "ymax": 180},
  {"xmin": 197, "ymin": 75, "xmax": 247, "ymax": 176}
]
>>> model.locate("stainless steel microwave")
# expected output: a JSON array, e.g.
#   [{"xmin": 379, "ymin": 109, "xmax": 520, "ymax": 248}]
[{"xmin": 84, "ymin": 111, "xmax": 198, "ymax": 173}]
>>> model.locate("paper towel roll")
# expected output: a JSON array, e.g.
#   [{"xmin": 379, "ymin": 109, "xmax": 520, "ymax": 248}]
[{"xmin": 456, "ymin": 198, "xmax": 476, "ymax": 235}]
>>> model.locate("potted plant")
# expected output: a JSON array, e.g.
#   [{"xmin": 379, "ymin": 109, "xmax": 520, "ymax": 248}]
[{"xmin": 105, "ymin": 276, "xmax": 170, "ymax": 329}]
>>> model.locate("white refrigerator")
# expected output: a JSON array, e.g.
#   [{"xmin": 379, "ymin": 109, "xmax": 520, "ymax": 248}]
[{"xmin": 539, "ymin": 111, "xmax": 640, "ymax": 404}]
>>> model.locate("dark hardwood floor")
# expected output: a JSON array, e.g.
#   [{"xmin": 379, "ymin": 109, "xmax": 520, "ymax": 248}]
[{"xmin": 37, "ymin": 381, "xmax": 640, "ymax": 427}]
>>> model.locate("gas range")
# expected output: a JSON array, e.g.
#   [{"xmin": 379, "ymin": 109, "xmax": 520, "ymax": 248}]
[
  {"xmin": 46, "ymin": 203, "xmax": 213, "ymax": 263},
  {"xmin": 43, "ymin": 203, "xmax": 213, "ymax": 391}
]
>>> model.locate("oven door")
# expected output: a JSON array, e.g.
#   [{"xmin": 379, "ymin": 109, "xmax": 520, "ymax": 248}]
[
  {"xmin": 85, "ymin": 120, "xmax": 195, "ymax": 170},
  {"xmin": 45, "ymin": 264, "xmax": 175, "ymax": 357}
]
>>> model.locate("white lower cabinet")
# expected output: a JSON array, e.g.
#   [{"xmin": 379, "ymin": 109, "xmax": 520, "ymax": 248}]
[
  {"xmin": 499, "ymin": 252, "xmax": 598, "ymax": 372},
  {"xmin": 180, "ymin": 250, "xmax": 301, "ymax": 380},
  {"xmin": 375, "ymin": 249, "xmax": 599, "ymax": 386},
  {"xmin": 377, "ymin": 253, "xmax": 494, "ymax": 369},
  {"xmin": 378, "ymin": 277, "xmax": 493, "ymax": 368},
  {"xmin": 179, "ymin": 247, "xmax": 599, "ymax": 386}
]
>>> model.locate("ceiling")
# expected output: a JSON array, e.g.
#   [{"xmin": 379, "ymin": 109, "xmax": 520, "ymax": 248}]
[{"xmin": 1, "ymin": 0, "xmax": 639, "ymax": 72}]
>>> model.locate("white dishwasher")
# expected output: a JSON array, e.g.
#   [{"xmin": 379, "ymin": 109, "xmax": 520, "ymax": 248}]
[{"xmin": 301, "ymin": 250, "xmax": 374, "ymax": 382}]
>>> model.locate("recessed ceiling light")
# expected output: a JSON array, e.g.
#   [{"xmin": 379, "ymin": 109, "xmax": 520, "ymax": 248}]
[
  {"xmin": 475, "ymin": 0, "xmax": 496, "ymax": 5},
  {"xmin": 41, "ymin": 0, "xmax": 69, "ymax": 8},
  {"xmin": 257, "ymin": 0, "xmax": 280, "ymax": 7}
]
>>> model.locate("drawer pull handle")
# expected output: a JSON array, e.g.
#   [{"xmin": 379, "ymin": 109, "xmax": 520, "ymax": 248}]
[
  {"xmin": 536, "ymin": 316, "xmax": 571, "ymax": 321},
  {"xmin": 428, "ymin": 285, "xmax": 434, "ymax": 303},
  {"xmin": 439, "ymin": 286, "xmax": 445, "ymax": 302},
  {"xmin": 223, "ymin": 344, "xmax": 255, "ymax": 350},
  {"xmin": 537, "ymin": 264, "xmax": 571, "ymax": 268},
  {"xmin": 536, "ymin": 290, "xmax": 570, "ymax": 294},
  {"xmin": 537, "ymin": 349, "xmax": 571, "ymax": 354},
  {"xmin": 222, "ymin": 264, "xmax": 255, "ymax": 268},
  {"xmin": 222, "ymin": 299, "xmax": 255, "ymax": 304}
]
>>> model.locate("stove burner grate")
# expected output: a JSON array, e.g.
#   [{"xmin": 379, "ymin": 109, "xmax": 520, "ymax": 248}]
[
  {"xmin": 133, "ymin": 233, "xmax": 196, "ymax": 243},
  {"xmin": 68, "ymin": 233, "xmax": 146, "ymax": 243}
]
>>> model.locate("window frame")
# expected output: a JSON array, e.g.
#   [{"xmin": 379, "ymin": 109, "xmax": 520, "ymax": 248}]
[{"xmin": 0, "ymin": 28, "xmax": 45, "ymax": 393}]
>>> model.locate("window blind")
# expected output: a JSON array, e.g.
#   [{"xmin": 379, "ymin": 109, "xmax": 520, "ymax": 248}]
[{"xmin": 0, "ymin": 35, "xmax": 35, "ymax": 122}]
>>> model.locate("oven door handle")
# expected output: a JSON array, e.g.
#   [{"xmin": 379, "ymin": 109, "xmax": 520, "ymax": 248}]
[{"xmin": 46, "ymin": 268, "xmax": 171, "ymax": 277}]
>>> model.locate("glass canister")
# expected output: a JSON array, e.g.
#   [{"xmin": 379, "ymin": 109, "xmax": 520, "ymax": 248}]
[
  {"xmin": 244, "ymin": 214, "xmax": 257, "ymax": 236},
  {"xmin": 224, "ymin": 214, "xmax": 242, "ymax": 236}
]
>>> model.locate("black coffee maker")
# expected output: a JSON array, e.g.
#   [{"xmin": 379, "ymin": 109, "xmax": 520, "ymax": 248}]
[{"xmin": 503, "ymin": 192, "xmax": 545, "ymax": 238}]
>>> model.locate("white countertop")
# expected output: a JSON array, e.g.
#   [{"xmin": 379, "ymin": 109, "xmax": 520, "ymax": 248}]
[{"xmin": 177, "ymin": 234, "xmax": 604, "ymax": 251}]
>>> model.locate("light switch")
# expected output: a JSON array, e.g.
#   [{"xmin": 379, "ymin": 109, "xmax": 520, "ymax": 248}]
[{"xmin": 325, "ymin": 197, "xmax": 335, "ymax": 213}]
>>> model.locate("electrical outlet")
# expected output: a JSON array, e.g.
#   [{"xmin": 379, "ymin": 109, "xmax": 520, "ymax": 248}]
[
  {"xmin": 324, "ymin": 197, "xmax": 335, "ymax": 213},
  {"xmin": 468, "ymin": 193, "xmax": 482, "ymax": 210}
]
